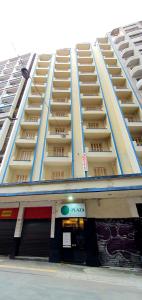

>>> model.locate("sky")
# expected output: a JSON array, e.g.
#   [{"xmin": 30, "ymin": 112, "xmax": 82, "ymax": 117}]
[{"xmin": 0, "ymin": 0, "xmax": 142, "ymax": 60}]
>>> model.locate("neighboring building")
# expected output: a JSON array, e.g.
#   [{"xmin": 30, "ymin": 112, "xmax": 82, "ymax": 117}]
[
  {"xmin": 0, "ymin": 53, "xmax": 35, "ymax": 167},
  {"xmin": 109, "ymin": 21, "xmax": 142, "ymax": 104},
  {"xmin": 0, "ymin": 39, "xmax": 142, "ymax": 267}
]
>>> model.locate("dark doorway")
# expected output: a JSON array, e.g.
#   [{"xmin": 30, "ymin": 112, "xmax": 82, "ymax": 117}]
[
  {"xmin": 61, "ymin": 218, "xmax": 86, "ymax": 264},
  {"xmin": 18, "ymin": 219, "xmax": 51, "ymax": 257}
]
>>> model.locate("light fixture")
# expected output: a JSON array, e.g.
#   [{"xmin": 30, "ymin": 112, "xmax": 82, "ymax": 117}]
[{"xmin": 68, "ymin": 195, "xmax": 73, "ymax": 201}]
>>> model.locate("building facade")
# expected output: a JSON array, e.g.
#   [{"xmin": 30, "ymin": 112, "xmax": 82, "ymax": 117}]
[
  {"xmin": 0, "ymin": 38, "xmax": 142, "ymax": 267},
  {"xmin": 109, "ymin": 20, "xmax": 142, "ymax": 103},
  {"xmin": 0, "ymin": 53, "xmax": 35, "ymax": 167}
]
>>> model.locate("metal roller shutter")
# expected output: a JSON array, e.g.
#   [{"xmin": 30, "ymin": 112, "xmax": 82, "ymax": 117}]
[
  {"xmin": 0, "ymin": 220, "xmax": 16, "ymax": 255},
  {"xmin": 18, "ymin": 220, "xmax": 51, "ymax": 257}
]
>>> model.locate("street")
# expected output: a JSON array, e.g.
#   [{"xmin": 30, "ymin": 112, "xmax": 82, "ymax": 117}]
[{"xmin": 0, "ymin": 258, "xmax": 141, "ymax": 299}]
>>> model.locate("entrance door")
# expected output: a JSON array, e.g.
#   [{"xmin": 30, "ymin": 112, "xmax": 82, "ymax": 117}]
[
  {"xmin": 62, "ymin": 218, "xmax": 86, "ymax": 264},
  {"xmin": 18, "ymin": 219, "xmax": 51, "ymax": 257}
]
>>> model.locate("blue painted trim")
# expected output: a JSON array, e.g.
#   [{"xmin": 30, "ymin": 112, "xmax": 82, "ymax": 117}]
[
  {"xmin": 0, "ymin": 172, "xmax": 142, "ymax": 187},
  {"xmin": 0, "ymin": 184, "xmax": 142, "ymax": 198},
  {"xmin": 97, "ymin": 41, "xmax": 142, "ymax": 172},
  {"xmin": 91, "ymin": 46, "xmax": 123, "ymax": 174},
  {"xmin": 39, "ymin": 54, "xmax": 56, "ymax": 180},
  {"xmin": 108, "ymin": 34, "xmax": 142, "ymax": 109},
  {"xmin": 75, "ymin": 49, "xmax": 86, "ymax": 177},
  {"xmin": 1, "ymin": 58, "xmax": 37, "ymax": 183},
  {"xmin": 30, "ymin": 59, "xmax": 52, "ymax": 180},
  {"xmin": 70, "ymin": 49, "xmax": 75, "ymax": 177}
]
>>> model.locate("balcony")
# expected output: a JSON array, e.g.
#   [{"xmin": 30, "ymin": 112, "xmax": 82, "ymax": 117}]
[
  {"xmin": 82, "ymin": 106, "xmax": 105, "ymax": 119},
  {"xmin": 81, "ymin": 96, "xmax": 102, "ymax": 106},
  {"xmin": 1, "ymin": 95, "xmax": 15, "ymax": 105},
  {"xmin": 53, "ymin": 80, "xmax": 70, "ymax": 89},
  {"xmin": 56, "ymin": 49, "xmax": 70, "ymax": 56},
  {"xmin": 137, "ymin": 78, "xmax": 142, "ymax": 90},
  {"xmin": 47, "ymin": 130, "xmax": 71, "ymax": 143},
  {"xmin": 21, "ymin": 117, "xmax": 40, "ymax": 129},
  {"xmin": 55, "ymin": 63, "xmax": 70, "ymax": 71},
  {"xmin": 97, "ymin": 38, "xmax": 108, "ymax": 44},
  {"xmin": 39, "ymin": 54, "xmax": 52, "ymax": 61},
  {"xmin": 16, "ymin": 135, "xmax": 37, "ymax": 147},
  {"xmin": 25, "ymin": 104, "xmax": 42, "ymax": 113},
  {"xmin": 77, "ymin": 50, "xmax": 92, "ymax": 57},
  {"xmin": 120, "ymin": 101, "xmax": 139, "ymax": 113},
  {"xmin": 126, "ymin": 119, "xmax": 142, "ymax": 133},
  {"xmin": 77, "ymin": 57, "xmax": 93, "ymax": 65},
  {"xmin": 56, "ymin": 56, "xmax": 70, "ymax": 63},
  {"xmin": 126, "ymin": 57, "xmax": 140, "ymax": 69},
  {"xmin": 45, "ymin": 151, "xmax": 72, "ymax": 166},
  {"xmin": 121, "ymin": 47, "xmax": 134, "ymax": 59},
  {"xmin": 83, "ymin": 125, "xmax": 110, "ymax": 138},
  {"xmin": 108, "ymin": 67, "xmax": 122, "ymax": 77},
  {"xmin": 85, "ymin": 146, "xmax": 116, "ymax": 162},
  {"xmin": 54, "ymin": 71, "xmax": 70, "ymax": 79},
  {"xmin": 31, "ymin": 84, "xmax": 46, "ymax": 94},
  {"xmin": 130, "ymin": 65, "xmax": 142, "ymax": 79},
  {"xmin": 33, "ymin": 76, "xmax": 47, "ymax": 85},
  {"xmin": 76, "ymin": 44, "xmax": 90, "ymax": 50},
  {"xmin": 116, "ymin": 90, "xmax": 132, "ymax": 100},
  {"xmin": 36, "ymin": 68, "xmax": 48, "ymax": 76},
  {"xmin": 99, "ymin": 44, "xmax": 111, "ymax": 50},
  {"xmin": 80, "ymin": 84, "xmax": 100, "ymax": 95},
  {"xmin": 133, "ymin": 139, "xmax": 142, "ymax": 157},
  {"xmin": 104, "ymin": 58, "xmax": 117, "ymax": 66},
  {"xmin": 9, "ymin": 159, "xmax": 33, "ymax": 169},
  {"xmin": 118, "ymin": 41, "xmax": 129, "ymax": 51},
  {"xmin": 78, "ymin": 65, "xmax": 95, "ymax": 73},
  {"xmin": 50, "ymin": 99, "xmax": 71, "ymax": 107},
  {"xmin": 49, "ymin": 112, "xmax": 71, "ymax": 124},
  {"xmin": 115, "ymin": 35, "xmax": 125, "ymax": 44},
  {"xmin": 102, "ymin": 50, "xmax": 114, "ymax": 58},
  {"xmin": 52, "ymin": 90, "xmax": 70, "ymax": 100},
  {"xmin": 79, "ymin": 74, "xmax": 97, "ymax": 83},
  {"xmin": 38, "ymin": 61, "xmax": 50, "ymax": 68}
]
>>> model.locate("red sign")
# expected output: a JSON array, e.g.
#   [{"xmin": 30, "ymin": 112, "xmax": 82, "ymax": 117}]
[
  {"xmin": 24, "ymin": 207, "xmax": 52, "ymax": 219},
  {"xmin": 0, "ymin": 208, "xmax": 18, "ymax": 219},
  {"xmin": 82, "ymin": 153, "xmax": 88, "ymax": 171}
]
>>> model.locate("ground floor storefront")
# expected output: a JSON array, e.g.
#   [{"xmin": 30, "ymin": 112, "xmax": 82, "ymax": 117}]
[{"xmin": 0, "ymin": 174, "xmax": 142, "ymax": 267}]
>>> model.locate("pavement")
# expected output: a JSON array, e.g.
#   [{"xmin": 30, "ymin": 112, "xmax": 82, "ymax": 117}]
[{"xmin": 0, "ymin": 256, "xmax": 141, "ymax": 299}]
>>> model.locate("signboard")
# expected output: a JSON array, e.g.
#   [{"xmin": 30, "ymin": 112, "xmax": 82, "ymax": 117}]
[
  {"xmin": 63, "ymin": 232, "xmax": 71, "ymax": 248},
  {"xmin": 82, "ymin": 153, "xmax": 88, "ymax": 172},
  {"xmin": 56, "ymin": 203, "xmax": 86, "ymax": 218}
]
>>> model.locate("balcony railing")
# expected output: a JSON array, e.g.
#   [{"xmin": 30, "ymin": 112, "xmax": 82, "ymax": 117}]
[{"xmin": 88, "ymin": 149, "xmax": 111, "ymax": 152}]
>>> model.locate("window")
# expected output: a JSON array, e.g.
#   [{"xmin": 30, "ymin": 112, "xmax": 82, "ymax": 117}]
[
  {"xmin": 134, "ymin": 40, "xmax": 142, "ymax": 46},
  {"xmin": 94, "ymin": 167, "xmax": 106, "ymax": 176},
  {"xmin": 130, "ymin": 32, "xmax": 142, "ymax": 39},
  {"xmin": 135, "ymin": 137, "xmax": 142, "ymax": 146},
  {"xmin": 90, "ymin": 143, "xmax": 102, "ymax": 152},
  {"xmin": 16, "ymin": 174, "xmax": 28, "ymax": 182},
  {"xmin": 55, "ymin": 127, "xmax": 65, "ymax": 134},
  {"xmin": 18, "ymin": 150, "xmax": 32, "ymax": 161},
  {"xmin": 23, "ymin": 130, "xmax": 36, "ymax": 139},
  {"xmin": 53, "ymin": 147, "xmax": 64, "ymax": 156},
  {"xmin": 88, "ymin": 122, "xmax": 99, "ymax": 128},
  {"xmin": 51, "ymin": 171, "xmax": 64, "ymax": 180}
]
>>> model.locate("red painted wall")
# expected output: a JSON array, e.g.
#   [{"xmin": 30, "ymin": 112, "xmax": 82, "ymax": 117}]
[
  {"xmin": 0, "ymin": 208, "xmax": 18, "ymax": 219},
  {"xmin": 24, "ymin": 207, "xmax": 52, "ymax": 219}
]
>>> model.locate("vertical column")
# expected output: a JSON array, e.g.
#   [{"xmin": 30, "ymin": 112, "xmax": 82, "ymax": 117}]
[
  {"xmin": 94, "ymin": 44, "xmax": 141, "ymax": 174},
  {"xmin": 31, "ymin": 55, "xmax": 55, "ymax": 180},
  {"xmin": 70, "ymin": 49, "xmax": 85, "ymax": 177}
]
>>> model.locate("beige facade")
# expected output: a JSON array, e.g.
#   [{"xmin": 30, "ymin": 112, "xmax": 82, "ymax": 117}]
[{"xmin": 0, "ymin": 41, "xmax": 141, "ymax": 217}]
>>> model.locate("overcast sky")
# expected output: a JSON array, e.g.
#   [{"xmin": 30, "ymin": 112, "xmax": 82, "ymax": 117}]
[{"xmin": 0, "ymin": 0, "xmax": 142, "ymax": 60}]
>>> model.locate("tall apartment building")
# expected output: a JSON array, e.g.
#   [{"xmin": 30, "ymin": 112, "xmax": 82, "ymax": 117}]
[
  {"xmin": 0, "ymin": 38, "xmax": 142, "ymax": 267},
  {"xmin": 109, "ymin": 20, "xmax": 142, "ymax": 103},
  {"xmin": 0, "ymin": 53, "xmax": 35, "ymax": 167}
]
